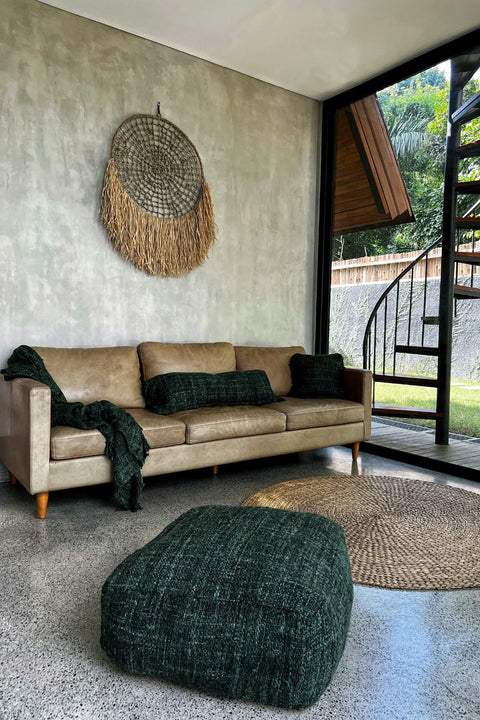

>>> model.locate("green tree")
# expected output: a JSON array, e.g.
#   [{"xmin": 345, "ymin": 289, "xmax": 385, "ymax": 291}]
[
  {"xmin": 388, "ymin": 114, "xmax": 430, "ymax": 158},
  {"xmin": 333, "ymin": 66, "xmax": 479, "ymax": 261}
]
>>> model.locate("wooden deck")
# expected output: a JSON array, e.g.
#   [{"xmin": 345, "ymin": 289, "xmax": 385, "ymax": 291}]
[{"xmin": 362, "ymin": 420, "xmax": 480, "ymax": 482}]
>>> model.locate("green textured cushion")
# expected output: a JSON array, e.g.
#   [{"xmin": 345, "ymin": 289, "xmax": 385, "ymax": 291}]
[
  {"xmin": 144, "ymin": 369, "xmax": 283, "ymax": 415},
  {"xmin": 101, "ymin": 505, "xmax": 353, "ymax": 709},
  {"xmin": 289, "ymin": 352, "xmax": 345, "ymax": 398}
]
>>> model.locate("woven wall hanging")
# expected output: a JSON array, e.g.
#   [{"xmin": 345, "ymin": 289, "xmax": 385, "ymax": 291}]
[{"xmin": 101, "ymin": 113, "xmax": 215, "ymax": 277}]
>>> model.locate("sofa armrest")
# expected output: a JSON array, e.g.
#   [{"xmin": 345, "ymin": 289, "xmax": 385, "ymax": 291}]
[
  {"xmin": 0, "ymin": 375, "xmax": 51, "ymax": 495},
  {"xmin": 343, "ymin": 368, "xmax": 372, "ymax": 440}
]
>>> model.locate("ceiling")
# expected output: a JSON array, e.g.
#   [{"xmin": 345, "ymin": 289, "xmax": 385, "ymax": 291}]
[{"xmin": 38, "ymin": 0, "xmax": 480, "ymax": 99}]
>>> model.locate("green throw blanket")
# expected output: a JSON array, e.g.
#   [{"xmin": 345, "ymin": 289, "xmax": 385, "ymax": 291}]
[{"xmin": 1, "ymin": 345, "xmax": 149, "ymax": 511}]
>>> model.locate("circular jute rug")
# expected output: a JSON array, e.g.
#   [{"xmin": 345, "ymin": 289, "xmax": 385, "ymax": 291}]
[{"xmin": 242, "ymin": 475, "xmax": 480, "ymax": 590}]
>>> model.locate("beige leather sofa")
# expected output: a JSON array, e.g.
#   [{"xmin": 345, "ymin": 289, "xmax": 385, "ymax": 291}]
[{"xmin": 0, "ymin": 342, "xmax": 372, "ymax": 518}]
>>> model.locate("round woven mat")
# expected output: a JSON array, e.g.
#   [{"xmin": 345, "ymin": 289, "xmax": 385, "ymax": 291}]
[
  {"xmin": 111, "ymin": 114, "xmax": 203, "ymax": 218},
  {"xmin": 242, "ymin": 475, "xmax": 480, "ymax": 590}
]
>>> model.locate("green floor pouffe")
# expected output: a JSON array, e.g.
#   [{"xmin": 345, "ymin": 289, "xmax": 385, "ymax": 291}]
[{"xmin": 100, "ymin": 505, "xmax": 353, "ymax": 709}]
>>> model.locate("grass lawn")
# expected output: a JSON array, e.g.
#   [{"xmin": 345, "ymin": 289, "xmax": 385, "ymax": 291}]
[{"xmin": 373, "ymin": 378, "xmax": 480, "ymax": 438}]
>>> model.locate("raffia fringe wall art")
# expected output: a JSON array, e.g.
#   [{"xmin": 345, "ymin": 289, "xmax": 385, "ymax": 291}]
[{"xmin": 101, "ymin": 114, "xmax": 215, "ymax": 277}]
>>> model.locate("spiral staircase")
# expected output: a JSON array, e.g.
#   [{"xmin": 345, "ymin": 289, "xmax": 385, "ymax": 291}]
[{"xmin": 362, "ymin": 51, "xmax": 480, "ymax": 444}]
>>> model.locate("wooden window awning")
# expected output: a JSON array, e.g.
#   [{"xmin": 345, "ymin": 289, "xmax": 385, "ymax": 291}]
[{"xmin": 334, "ymin": 95, "xmax": 414, "ymax": 234}]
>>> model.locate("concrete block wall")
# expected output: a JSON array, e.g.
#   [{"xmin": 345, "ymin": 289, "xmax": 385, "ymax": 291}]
[{"xmin": 330, "ymin": 278, "xmax": 480, "ymax": 381}]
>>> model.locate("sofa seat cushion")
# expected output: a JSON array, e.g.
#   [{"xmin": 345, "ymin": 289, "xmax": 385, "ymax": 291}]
[
  {"xmin": 50, "ymin": 409, "xmax": 186, "ymax": 460},
  {"xmin": 265, "ymin": 397, "xmax": 365, "ymax": 431},
  {"xmin": 172, "ymin": 406, "xmax": 286, "ymax": 444},
  {"xmin": 127, "ymin": 409, "xmax": 186, "ymax": 448}
]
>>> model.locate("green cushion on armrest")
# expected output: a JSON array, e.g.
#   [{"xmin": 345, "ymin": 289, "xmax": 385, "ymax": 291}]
[{"xmin": 289, "ymin": 353, "xmax": 345, "ymax": 398}]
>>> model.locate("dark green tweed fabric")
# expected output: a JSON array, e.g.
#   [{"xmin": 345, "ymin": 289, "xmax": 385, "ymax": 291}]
[
  {"xmin": 144, "ymin": 369, "xmax": 284, "ymax": 415},
  {"xmin": 101, "ymin": 504, "xmax": 353, "ymax": 709},
  {"xmin": 1, "ymin": 345, "xmax": 149, "ymax": 511},
  {"xmin": 289, "ymin": 352, "xmax": 345, "ymax": 398}
]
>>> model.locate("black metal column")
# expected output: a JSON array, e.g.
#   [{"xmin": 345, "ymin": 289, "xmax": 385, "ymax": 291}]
[
  {"xmin": 436, "ymin": 64, "xmax": 462, "ymax": 444},
  {"xmin": 315, "ymin": 102, "xmax": 337, "ymax": 354}
]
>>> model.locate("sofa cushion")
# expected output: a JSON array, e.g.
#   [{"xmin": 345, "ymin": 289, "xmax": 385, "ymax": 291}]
[
  {"xmin": 138, "ymin": 342, "xmax": 236, "ymax": 381},
  {"xmin": 172, "ymin": 406, "xmax": 286, "ymax": 444},
  {"xmin": 289, "ymin": 353, "xmax": 345, "ymax": 399},
  {"xmin": 265, "ymin": 397, "xmax": 364, "ymax": 431},
  {"xmin": 235, "ymin": 346, "xmax": 305, "ymax": 395},
  {"xmin": 126, "ymin": 409, "xmax": 186, "ymax": 448},
  {"xmin": 144, "ymin": 370, "xmax": 283, "ymax": 415},
  {"xmin": 50, "ymin": 409, "xmax": 185, "ymax": 460},
  {"xmin": 33, "ymin": 346, "xmax": 144, "ymax": 408}
]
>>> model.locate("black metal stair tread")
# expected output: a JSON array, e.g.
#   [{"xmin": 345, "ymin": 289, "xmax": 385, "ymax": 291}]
[
  {"xmin": 455, "ymin": 71, "xmax": 480, "ymax": 89},
  {"xmin": 451, "ymin": 90, "xmax": 480, "ymax": 124},
  {"xmin": 421, "ymin": 315, "xmax": 439, "ymax": 325},
  {"xmin": 395, "ymin": 344, "xmax": 439, "ymax": 356},
  {"xmin": 455, "ymin": 141, "xmax": 480, "ymax": 158},
  {"xmin": 361, "ymin": 58, "xmax": 480, "ymax": 443},
  {"xmin": 454, "ymin": 285, "xmax": 480, "ymax": 299},
  {"xmin": 373, "ymin": 373, "xmax": 440, "ymax": 387},
  {"xmin": 452, "ymin": 53, "xmax": 480, "ymax": 87},
  {"xmin": 372, "ymin": 404, "xmax": 442, "ymax": 419},
  {"xmin": 455, "ymin": 251, "xmax": 480, "ymax": 265},
  {"xmin": 454, "ymin": 71, "xmax": 480, "ymax": 89},
  {"xmin": 456, "ymin": 217, "xmax": 480, "ymax": 229},
  {"xmin": 455, "ymin": 180, "xmax": 480, "ymax": 194}
]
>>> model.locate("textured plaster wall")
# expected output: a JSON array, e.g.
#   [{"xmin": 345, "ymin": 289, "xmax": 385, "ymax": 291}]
[{"xmin": 0, "ymin": 0, "xmax": 320, "ymax": 368}]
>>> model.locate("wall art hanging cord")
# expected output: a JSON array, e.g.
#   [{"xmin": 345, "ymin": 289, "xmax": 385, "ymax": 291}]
[{"xmin": 101, "ymin": 113, "xmax": 215, "ymax": 277}]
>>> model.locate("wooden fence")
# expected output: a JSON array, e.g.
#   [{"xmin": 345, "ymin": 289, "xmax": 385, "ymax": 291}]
[{"xmin": 331, "ymin": 243, "xmax": 480, "ymax": 285}]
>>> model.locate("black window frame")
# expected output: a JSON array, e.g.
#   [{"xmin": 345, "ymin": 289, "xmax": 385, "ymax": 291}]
[{"xmin": 315, "ymin": 27, "xmax": 480, "ymax": 354}]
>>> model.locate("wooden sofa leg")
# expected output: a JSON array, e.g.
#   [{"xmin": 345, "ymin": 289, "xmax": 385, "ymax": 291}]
[
  {"xmin": 9, "ymin": 472, "xmax": 17, "ymax": 484},
  {"xmin": 36, "ymin": 492, "xmax": 49, "ymax": 519},
  {"xmin": 212, "ymin": 465, "xmax": 218, "ymax": 476},
  {"xmin": 351, "ymin": 442, "xmax": 360, "ymax": 461}
]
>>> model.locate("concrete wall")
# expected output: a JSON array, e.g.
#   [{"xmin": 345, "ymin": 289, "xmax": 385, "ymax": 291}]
[
  {"xmin": 331, "ymin": 278, "xmax": 480, "ymax": 381},
  {"xmin": 0, "ymin": 0, "xmax": 320, "ymax": 368}
]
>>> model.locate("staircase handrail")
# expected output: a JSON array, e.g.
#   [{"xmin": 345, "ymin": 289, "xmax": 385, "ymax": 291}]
[{"xmin": 362, "ymin": 197, "xmax": 480, "ymax": 368}]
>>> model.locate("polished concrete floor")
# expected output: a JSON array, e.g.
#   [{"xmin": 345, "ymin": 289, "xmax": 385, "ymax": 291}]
[{"xmin": 1, "ymin": 448, "xmax": 479, "ymax": 720}]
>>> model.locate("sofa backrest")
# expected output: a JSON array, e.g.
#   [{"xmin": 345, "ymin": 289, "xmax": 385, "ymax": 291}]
[
  {"xmin": 234, "ymin": 346, "xmax": 306, "ymax": 396},
  {"xmin": 137, "ymin": 342, "xmax": 236, "ymax": 381},
  {"xmin": 33, "ymin": 346, "xmax": 145, "ymax": 408}
]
